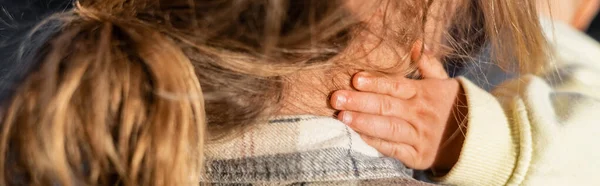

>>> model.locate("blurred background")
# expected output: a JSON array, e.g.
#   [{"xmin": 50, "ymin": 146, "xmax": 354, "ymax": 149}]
[
  {"xmin": 1, "ymin": 0, "xmax": 600, "ymax": 81},
  {"xmin": 1, "ymin": 0, "xmax": 600, "ymax": 41},
  {"xmin": 589, "ymin": 14, "xmax": 600, "ymax": 41}
]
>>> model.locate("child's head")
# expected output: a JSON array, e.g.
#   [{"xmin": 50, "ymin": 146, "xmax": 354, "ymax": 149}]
[{"xmin": 0, "ymin": 0, "xmax": 547, "ymax": 185}]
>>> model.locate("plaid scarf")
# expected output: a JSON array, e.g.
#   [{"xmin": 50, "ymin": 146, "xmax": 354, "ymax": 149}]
[{"xmin": 200, "ymin": 115, "xmax": 436, "ymax": 185}]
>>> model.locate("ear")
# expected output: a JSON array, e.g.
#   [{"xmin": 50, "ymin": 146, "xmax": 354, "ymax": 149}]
[{"xmin": 572, "ymin": 0, "xmax": 600, "ymax": 30}]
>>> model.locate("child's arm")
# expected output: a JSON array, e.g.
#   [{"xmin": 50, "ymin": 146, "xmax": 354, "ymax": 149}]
[{"xmin": 332, "ymin": 54, "xmax": 600, "ymax": 185}]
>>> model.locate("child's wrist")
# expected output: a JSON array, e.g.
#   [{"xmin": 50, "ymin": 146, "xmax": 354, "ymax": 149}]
[{"xmin": 429, "ymin": 79, "xmax": 468, "ymax": 176}]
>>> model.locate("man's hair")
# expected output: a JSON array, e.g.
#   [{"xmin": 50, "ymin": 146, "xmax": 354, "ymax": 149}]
[{"xmin": 0, "ymin": 0, "xmax": 547, "ymax": 185}]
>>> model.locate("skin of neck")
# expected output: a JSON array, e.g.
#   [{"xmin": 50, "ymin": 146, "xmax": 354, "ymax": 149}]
[
  {"xmin": 279, "ymin": 1, "xmax": 450, "ymax": 117},
  {"xmin": 278, "ymin": 33, "xmax": 412, "ymax": 117}
]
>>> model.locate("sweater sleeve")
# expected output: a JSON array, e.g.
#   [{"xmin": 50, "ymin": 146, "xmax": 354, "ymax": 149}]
[
  {"xmin": 431, "ymin": 77, "xmax": 519, "ymax": 186},
  {"xmin": 434, "ymin": 20, "xmax": 600, "ymax": 186}
]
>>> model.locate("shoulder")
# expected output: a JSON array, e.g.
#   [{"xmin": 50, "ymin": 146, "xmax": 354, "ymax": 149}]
[{"xmin": 540, "ymin": 17, "xmax": 600, "ymax": 69}]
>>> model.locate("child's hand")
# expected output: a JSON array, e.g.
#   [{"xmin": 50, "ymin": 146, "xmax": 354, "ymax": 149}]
[{"xmin": 330, "ymin": 55, "xmax": 467, "ymax": 171}]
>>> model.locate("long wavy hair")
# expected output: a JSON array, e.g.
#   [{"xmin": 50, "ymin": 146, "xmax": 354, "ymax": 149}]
[{"xmin": 0, "ymin": 0, "xmax": 547, "ymax": 185}]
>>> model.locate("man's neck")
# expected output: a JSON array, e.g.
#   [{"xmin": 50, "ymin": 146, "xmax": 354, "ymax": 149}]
[{"xmin": 278, "ymin": 67, "xmax": 355, "ymax": 117}]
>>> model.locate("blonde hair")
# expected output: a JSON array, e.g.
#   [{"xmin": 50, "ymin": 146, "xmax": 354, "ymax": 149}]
[{"xmin": 0, "ymin": 0, "xmax": 547, "ymax": 185}]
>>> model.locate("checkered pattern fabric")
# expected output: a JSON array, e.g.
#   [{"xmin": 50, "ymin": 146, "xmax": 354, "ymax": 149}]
[{"xmin": 200, "ymin": 116, "xmax": 436, "ymax": 185}]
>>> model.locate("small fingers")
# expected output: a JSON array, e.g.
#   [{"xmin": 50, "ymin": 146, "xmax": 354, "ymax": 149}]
[
  {"xmin": 410, "ymin": 40, "xmax": 447, "ymax": 79},
  {"xmin": 359, "ymin": 134, "xmax": 423, "ymax": 169},
  {"xmin": 418, "ymin": 54, "xmax": 449, "ymax": 79},
  {"xmin": 352, "ymin": 72, "xmax": 417, "ymax": 99},
  {"xmin": 331, "ymin": 90, "xmax": 406, "ymax": 117},
  {"xmin": 338, "ymin": 111, "xmax": 417, "ymax": 144}
]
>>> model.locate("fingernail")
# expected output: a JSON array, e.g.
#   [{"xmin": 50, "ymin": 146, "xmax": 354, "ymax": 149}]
[
  {"xmin": 341, "ymin": 112, "xmax": 353, "ymax": 124},
  {"xmin": 356, "ymin": 76, "xmax": 368, "ymax": 87},
  {"xmin": 335, "ymin": 93, "xmax": 347, "ymax": 108}
]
